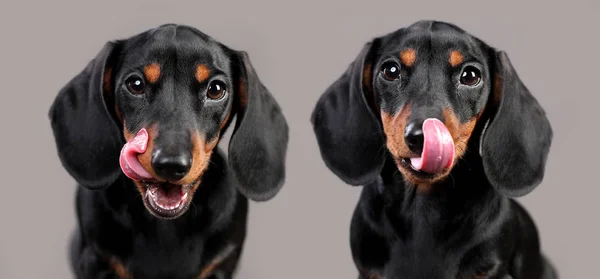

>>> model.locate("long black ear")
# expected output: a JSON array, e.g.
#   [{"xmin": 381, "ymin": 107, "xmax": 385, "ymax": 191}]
[
  {"xmin": 48, "ymin": 42, "xmax": 123, "ymax": 189},
  {"xmin": 228, "ymin": 51, "xmax": 289, "ymax": 202},
  {"xmin": 480, "ymin": 51, "xmax": 553, "ymax": 197},
  {"xmin": 310, "ymin": 40, "xmax": 385, "ymax": 186}
]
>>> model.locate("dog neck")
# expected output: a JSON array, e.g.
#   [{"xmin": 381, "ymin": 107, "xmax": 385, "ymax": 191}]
[{"xmin": 376, "ymin": 151, "xmax": 503, "ymax": 227}]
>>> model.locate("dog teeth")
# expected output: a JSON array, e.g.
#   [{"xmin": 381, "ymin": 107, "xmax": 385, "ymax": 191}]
[
  {"xmin": 153, "ymin": 200, "xmax": 183, "ymax": 211},
  {"xmin": 146, "ymin": 187, "xmax": 188, "ymax": 213}
]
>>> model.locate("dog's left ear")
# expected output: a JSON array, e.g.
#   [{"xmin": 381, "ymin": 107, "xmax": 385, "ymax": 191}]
[
  {"xmin": 480, "ymin": 51, "xmax": 553, "ymax": 197},
  {"xmin": 228, "ymin": 51, "xmax": 289, "ymax": 202}
]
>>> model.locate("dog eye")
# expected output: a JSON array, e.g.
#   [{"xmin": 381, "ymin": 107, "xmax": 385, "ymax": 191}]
[
  {"xmin": 381, "ymin": 61, "xmax": 401, "ymax": 81},
  {"xmin": 207, "ymin": 80, "xmax": 226, "ymax": 100},
  {"xmin": 125, "ymin": 76, "xmax": 146, "ymax": 94},
  {"xmin": 460, "ymin": 66, "xmax": 481, "ymax": 86}
]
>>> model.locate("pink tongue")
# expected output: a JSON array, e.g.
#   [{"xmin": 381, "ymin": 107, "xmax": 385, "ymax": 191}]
[
  {"xmin": 119, "ymin": 128, "xmax": 154, "ymax": 181},
  {"xmin": 409, "ymin": 118, "xmax": 455, "ymax": 174}
]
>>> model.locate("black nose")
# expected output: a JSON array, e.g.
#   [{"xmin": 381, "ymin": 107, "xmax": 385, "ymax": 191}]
[
  {"xmin": 404, "ymin": 121, "xmax": 424, "ymax": 154},
  {"xmin": 151, "ymin": 148, "xmax": 192, "ymax": 181}
]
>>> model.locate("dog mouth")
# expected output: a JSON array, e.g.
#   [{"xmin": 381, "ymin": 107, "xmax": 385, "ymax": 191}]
[
  {"xmin": 143, "ymin": 181, "xmax": 194, "ymax": 219},
  {"xmin": 398, "ymin": 157, "xmax": 439, "ymax": 179},
  {"xmin": 395, "ymin": 118, "xmax": 456, "ymax": 181},
  {"xmin": 120, "ymin": 128, "xmax": 199, "ymax": 219}
]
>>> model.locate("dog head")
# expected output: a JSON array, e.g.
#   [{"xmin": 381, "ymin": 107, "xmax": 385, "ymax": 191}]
[
  {"xmin": 49, "ymin": 24, "xmax": 289, "ymax": 218},
  {"xmin": 311, "ymin": 20, "xmax": 552, "ymax": 196}
]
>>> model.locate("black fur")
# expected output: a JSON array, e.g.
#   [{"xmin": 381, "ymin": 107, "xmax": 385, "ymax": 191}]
[
  {"xmin": 49, "ymin": 24, "xmax": 288, "ymax": 279},
  {"xmin": 311, "ymin": 20, "xmax": 555, "ymax": 278},
  {"xmin": 311, "ymin": 41, "xmax": 386, "ymax": 186}
]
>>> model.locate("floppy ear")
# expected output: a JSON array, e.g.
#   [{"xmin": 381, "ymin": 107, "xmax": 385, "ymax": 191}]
[
  {"xmin": 310, "ymin": 40, "xmax": 385, "ymax": 186},
  {"xmin": 228, "ymin": 51, "xmax": 289, "ymax": 202},
  {"xmin": 48, "ymin": 42, "xmax": 124, "ymax": 189},
  {"xmin": 480, "ymin": 51, "xmax": 553, "ymax": 197}
]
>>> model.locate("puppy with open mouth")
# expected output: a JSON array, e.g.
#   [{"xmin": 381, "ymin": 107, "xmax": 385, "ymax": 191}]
[{"xmin": 49, "ymin": 24, "xmax": 289, "ymax": 279}]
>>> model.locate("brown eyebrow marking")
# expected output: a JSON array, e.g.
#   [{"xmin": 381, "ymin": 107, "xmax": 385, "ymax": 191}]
[
  {"xmin": 400, "ymin": 48, "xmax": 416, "ymax": 67},
  {"xmin": 449, "ymin": 50, "xmax": 464, "ymax": 67},
  {"xmin": 144, "ymin": 63, "xmax": 161, "ymax": 84},
  {"xmin": 196, "ymin": 64, "xmax": 210, "ymax": 83}
]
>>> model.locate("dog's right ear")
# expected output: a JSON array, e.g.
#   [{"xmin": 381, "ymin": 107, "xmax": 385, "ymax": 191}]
[
  {"xmin": 310, "ymin": 40, "xmax": 385, "ymax": 186},
  {"xmin": 48, "ymin": 41, "xmax": 124, "ymax": 189},
  {"xmin": 479, "ymin": 51, "xmax": 553, "ymax": 197}
]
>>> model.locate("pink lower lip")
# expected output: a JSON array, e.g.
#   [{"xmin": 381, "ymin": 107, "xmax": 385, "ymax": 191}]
[
  {"xmin": 144, "ymin": 182, "xmax": 194, "ymax": 218},
  {"xmin": 147, "ymin": 184, "xmax": 188, "ymax": 210}
]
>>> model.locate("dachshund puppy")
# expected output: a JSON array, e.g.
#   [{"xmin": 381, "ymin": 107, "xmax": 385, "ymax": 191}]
[
  {"xmin": 311, "ymin": 20, "xmax": 556, "ymax": 279},
  {"xmin": 49, "ymin": 24, "xmax": 288, "ymax": 279}
]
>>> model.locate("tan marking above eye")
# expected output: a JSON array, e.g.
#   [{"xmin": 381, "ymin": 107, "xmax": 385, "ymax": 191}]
[
  {"xmin": 196, "ymin": 64, "xmax": 210, "ymax": 83},
  {"xmin": 144, "ymin": 63, "xmax": 161, "ymax": 84},
  {"xmin": 449, "ymin": 50, "xmax": 464, "ymax": 67},
  {"xmin": 400, "ymin": 48, "xmax": 416, "ymax": 67}
]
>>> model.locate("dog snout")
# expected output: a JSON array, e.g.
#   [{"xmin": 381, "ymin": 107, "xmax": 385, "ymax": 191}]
[
  {"xmin": 151, "ymin": 147, "xmax": 192, "ymax": 182},
  {"xmin": 404, "ymin": 120, "xmax": 424, "ymax": 154}
]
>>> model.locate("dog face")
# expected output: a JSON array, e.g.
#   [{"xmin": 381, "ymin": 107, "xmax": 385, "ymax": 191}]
[
  {"xmin": 115, "ymin": 26, "xmax": 236, "ymax": 218},
  {"xmin": 49, "ymin": 24, "xmax": 289, "ymax": 219},
  {"xmin": 311, "ymin": 20, "xmax": 552, "ymax": 196},
  {"xmin": 372, "ymin": 22, "xmax": 493, "ymax": 185}
]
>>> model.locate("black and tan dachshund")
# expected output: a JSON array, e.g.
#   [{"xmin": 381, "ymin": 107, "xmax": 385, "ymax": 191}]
[
  {"xmin": 311, "ymin": 20, "xmax": 556, "ymax": 278},
  {"xmin": 48, "ymin": 24, "xmax": 288, "ymax": 279}
]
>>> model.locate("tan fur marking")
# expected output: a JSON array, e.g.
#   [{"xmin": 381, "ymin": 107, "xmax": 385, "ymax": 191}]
[
  {"xmin": 122, "ymin": 123, "xmax": 134, "ymax": 142},
  {"xmin": 442, "ymin": 108, "xmax": 477, "ymax": 163},
  {"xmin": 175, "ymin": 131, "xmax": 219, "ymax": 185},
  {"xmin": 195, "ymin": 64, "xmax": 210, "ymax": 83},
  {"xmin": 362, "ymin": 62, "xmax": 380, "ymax": 111},
  {"xmin": 102, "ymin": 67, "xmax": 123, "ymax": 123},
  {"xmin": 109, "ymin": 257, "xmax": 133, "ymax": 279},
  {"xmin": 381, "ymin": 105, "xmax": 412, "ymax": 159},
  {"xmin": 103, "ymin": 67, "xmax": 113, "ymax": 94},
  {"xmin": 220, "ymin": 108, "xmax": 232, "ymax": 130},
  {"xmin": 197, "ymin": 245, "xmax": 236, "ymax": 279},
  {"xmin": 400, "ymin": 48, "xmax": 416, "ymax": 67},
  {"xmin": 367, "ymin": 273, "xmax": 383, "ymax": 279},
  {"xmin": 144, "ymin": 63, "xmax": 161, "ymax": 84},
  {"xmin": 114, "ymin": 102, "xmax": 123, "ymax": 124},
  {"xmin": 237, "ymin": 80, "xmax": 248, "ymax": 107},
  {"xmin": 363, "ymin": 62, "xmax": 373, "ymax": 92},
  {"xmin": 449, "ymin": 50, "xmax": 464, "ymax": 67},
  {"xmin": 493, "ymin": 75, "xmax": 503, "ymax": 105}
]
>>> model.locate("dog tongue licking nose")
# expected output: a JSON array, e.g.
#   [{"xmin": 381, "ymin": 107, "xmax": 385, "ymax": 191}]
[
  {"xmin": 119, "ymin": 128, "xmax": 154, "ymax": 181},
  {"xmin": 409, "ymin": 118, "xmax": 455, "ymax": 174}
]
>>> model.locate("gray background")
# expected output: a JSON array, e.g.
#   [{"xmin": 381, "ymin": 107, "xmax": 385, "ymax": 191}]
[{"xmin": 0, "ymin": 0, "xmax": 598, "ymax": 278}]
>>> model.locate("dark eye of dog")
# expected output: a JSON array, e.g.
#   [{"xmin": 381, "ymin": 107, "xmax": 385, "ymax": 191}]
[
  {"xmin": 460, "ymin": 66, "xmax": 481, "ymax": 86},
  {"xmin": 207, "ymin": 80, "xmax": 227, "ymax": 100},
  {"xmin": 125, "ymin": 76, "xmax": 146, "ymax": 94},
  {"xmin": 381, "ymin": 61, "xmax": 401, "ymax": 81}
]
